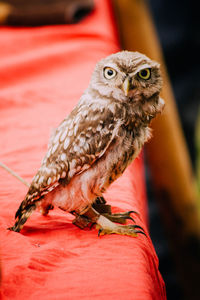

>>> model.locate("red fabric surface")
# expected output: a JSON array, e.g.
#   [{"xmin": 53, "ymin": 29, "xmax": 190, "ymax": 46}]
[{"xmin": 0, "ymin": 0, "xmax": 166, "ymax": 299}]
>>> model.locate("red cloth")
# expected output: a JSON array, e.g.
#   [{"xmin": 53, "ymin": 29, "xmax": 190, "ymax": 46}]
[{"xmin": 0, "ymin": 0, "xmax": 166, "ymax": 299}]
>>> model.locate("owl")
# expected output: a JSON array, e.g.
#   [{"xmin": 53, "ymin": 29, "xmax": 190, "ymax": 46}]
[{"xmin": 9, "ymin": 51, "xmax": 164, "ymax": 236}]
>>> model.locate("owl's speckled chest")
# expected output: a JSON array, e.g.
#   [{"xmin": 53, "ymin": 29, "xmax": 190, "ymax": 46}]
[{"xmin": 105, "ymin": 122, "xmax": 147, "ymax": 186}]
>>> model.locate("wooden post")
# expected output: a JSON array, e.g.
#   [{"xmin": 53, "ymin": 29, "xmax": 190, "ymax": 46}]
[{"xmin": 112, "ymin": 0, "xmax": 200, "ymax": 298}]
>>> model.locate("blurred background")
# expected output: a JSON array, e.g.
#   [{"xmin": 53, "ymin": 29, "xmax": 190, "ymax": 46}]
[
  {"xmin": 149, "ymin": 0, "xmax": 200, "ymax": 167},
  {"xmin": 148, "ymin": 1, "xmax": 200, "ymax": 299},
  {"xmin": 0, "ymin": 0, "xmax": 199, "ymax": 299}
]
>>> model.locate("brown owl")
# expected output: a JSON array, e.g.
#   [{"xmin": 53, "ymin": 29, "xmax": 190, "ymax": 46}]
[{"xmin": 9, "ymin": 51, "xmax": 164, "ymax": 237}]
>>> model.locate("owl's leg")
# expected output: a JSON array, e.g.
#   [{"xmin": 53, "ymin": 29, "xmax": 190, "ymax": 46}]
[
  {"xmin": 76, "ymin": 207, "xmax": 146, "ymax": 237},
  {"xmin": 72, "ymin": 201, "xmax": 135, "ymax": 229},
  {"xmin": 92, "ymin": 196, "xmax": 137, "ymax": 224},
  {"xmin": 40, "ymin": 204, "xmax": 54, "ymax": 216}
]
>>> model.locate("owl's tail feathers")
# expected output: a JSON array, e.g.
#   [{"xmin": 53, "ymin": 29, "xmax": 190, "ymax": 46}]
[{"xmin": 8, "ymin": 202, "xmax": 36, "ymax": 232}]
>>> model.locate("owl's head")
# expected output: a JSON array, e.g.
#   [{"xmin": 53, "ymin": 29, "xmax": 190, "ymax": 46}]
[{"xmin": 90, "ymin": 51, "xmax": 162, "ymax": 102}]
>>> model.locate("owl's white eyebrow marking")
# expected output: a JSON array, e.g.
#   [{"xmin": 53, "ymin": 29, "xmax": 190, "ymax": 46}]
[
  {"xmin": 131, "ymin": 63, "xmax": 152, "ymax": 75},
  {"xmin": 103, "ymin": 63, "xmax": 120, "ymax": 72}
]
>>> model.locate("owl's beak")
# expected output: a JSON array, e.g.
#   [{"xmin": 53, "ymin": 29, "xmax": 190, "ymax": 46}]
[{"xmin": 122, "ymin": 76, "xmax": 131, "ymax": 96}]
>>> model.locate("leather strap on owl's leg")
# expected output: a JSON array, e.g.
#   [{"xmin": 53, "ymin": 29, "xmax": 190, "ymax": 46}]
[
  {"xmin": 72, "ymin": 206, "xmax": 101, "ymax": 229},
  {"xmin": 92, "ymin": 196, "xmax": 112, "ymax": 214},
  {"xmin": 72, "ymin": 213, "xmax": 91, "ymax": 229},
  {"xmin": 72, "ymin": 197, "xmax": 109, "ymax": 229}
]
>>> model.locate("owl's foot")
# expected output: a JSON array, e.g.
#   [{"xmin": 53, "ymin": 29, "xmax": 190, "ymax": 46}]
[
  {"xmin": 73, "ymin": 208, "xmax": 136, "ymax": 229},
  {"xmin": 92, "ymin": 196, "xmax": 137, "ymax": 224},
  {"xmin": 96, "ymin": 214, "xmax": 146, "ymax": 238},
  {"xmin": 72, "ymin": 207, "xmax": 146, "ymax": 238}
]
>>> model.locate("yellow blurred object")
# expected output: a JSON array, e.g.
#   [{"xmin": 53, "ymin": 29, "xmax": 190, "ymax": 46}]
[
  {"xmin": 0, "ymin": 2, "xmax": 11, "ymax": 24},
  {"xmin": 195, "ymin": 109, "xmax": 200, "ymax": 198}
]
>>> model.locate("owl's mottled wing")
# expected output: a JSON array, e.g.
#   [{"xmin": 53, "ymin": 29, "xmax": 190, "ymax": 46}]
[{"xmin": 18, "ymin": 101, "xmax": 121, "ymax": 214}]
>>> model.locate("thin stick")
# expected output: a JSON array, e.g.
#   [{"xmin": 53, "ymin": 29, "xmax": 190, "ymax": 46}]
[{"xmin": 0, "ymin": 161, "xmax": 30, "ymax": 187}]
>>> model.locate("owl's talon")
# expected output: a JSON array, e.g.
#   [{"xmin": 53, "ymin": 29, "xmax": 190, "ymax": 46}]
[
  {"xmin": 125, "ymin": 216, "xmax": 135, "ymax": 223},
  {"xmin": 134, "ymin": 230, "xmax": 147, "ymax": 236},
  {"xmin": 131, "ymin": 225, "xmax": 147, "ymax": 236},
  {"xmin": 127, "ymin": 210, "xmax": 140, "ymax": 216},
  {"xmin": 102, "ymin": 211, "xmax": 137, "ymax": 224},
  {"xmin": 98, "ymin": 228, "xmax": 103, "ymax": 237},
  {"xmin": 132, "ymin": 224, "xmax": 145, "ymax": 231},
  {"xmin": 112, "ymin": 210, "xmax": 139, "ymax": 218}
]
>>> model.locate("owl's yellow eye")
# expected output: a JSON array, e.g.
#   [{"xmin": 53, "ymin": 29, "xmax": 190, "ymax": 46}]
[
  {"xmin": 103, "ymin": 67, "xmax": 117, "ymax": 79},
  {"xmin": 138, "ymin": 68, "xmax": 151, "ymax": 80}
]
